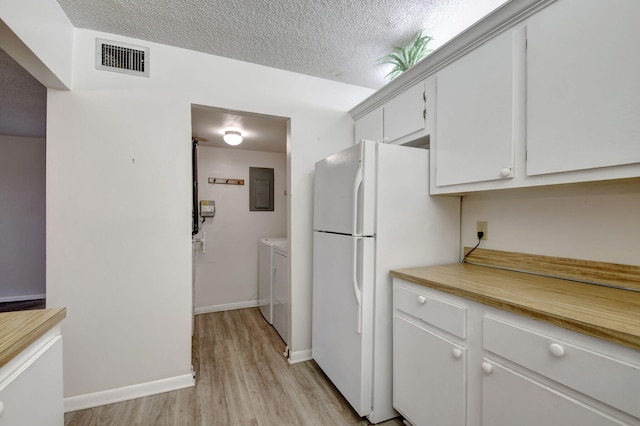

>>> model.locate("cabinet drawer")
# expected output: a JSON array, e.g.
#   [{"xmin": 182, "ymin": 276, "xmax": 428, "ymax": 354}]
[
  {"xmin": 483, "ymin": 316, "xmax": 640, "ymax": 418},
  {"xmin": 393, "ymin": 284, "xmax": 466, "ymax": 339}
]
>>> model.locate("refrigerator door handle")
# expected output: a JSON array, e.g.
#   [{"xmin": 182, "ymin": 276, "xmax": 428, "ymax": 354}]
[
  {"xmin": 352, "ymin": 162, "xmax": 363, "ymax": 236},
  {"xmin": 352, "ymin": 237, "xmax": 362, "ymax": 334}
]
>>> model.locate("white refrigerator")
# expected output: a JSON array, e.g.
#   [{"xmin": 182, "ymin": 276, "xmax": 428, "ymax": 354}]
[{"xmin": 312, "ymin": 140, "xmax": 460, "ymax": 423}]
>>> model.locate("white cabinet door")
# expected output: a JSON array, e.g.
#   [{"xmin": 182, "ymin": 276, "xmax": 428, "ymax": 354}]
[
  {"xmin": 527, "ymin": 0, "xmax": 640, "ymax": 176},
  {"xmin": 393, "ymin": 314, "xmax": 466, "ymax": 426},
  {"xmin": 434, "ymin": 28, "xmax": 522, "ymax": 188},
  {"xmin": 481, "ymin": 359, "xmax": 626, "ymax": 426},
  {"xmin": 383, "ymin": 81, "xmax": 426, "ymax": 144},
  {"xmin": 0, "ymin": 336, "xmax": 63, "ymax": 426},
  {"xmin": 355, "ymin": 107, "xmax": 383, "ymax": 144}
]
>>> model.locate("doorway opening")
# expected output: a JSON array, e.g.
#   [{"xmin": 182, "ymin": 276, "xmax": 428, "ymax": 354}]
[{"xmin": 190, "ymin": 104, "xmax": 290, "ymax": 344}]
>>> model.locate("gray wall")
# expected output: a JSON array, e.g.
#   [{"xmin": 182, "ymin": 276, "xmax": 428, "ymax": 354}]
[{"xmin": 0, "ymin": 135, "xmax": 46, "ymax": 301}]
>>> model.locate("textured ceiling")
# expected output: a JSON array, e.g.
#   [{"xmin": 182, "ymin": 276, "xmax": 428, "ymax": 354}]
[
  {"xmin": 1, "ymin": 0, "xmax": 508, "ymax": 140},
  {"xmin": 55, "ymin": 0, "xmax": 508, "ymax": 89},
  {"xmin": 192, "ymin": 105, "xmax": 287, "ymax": 153}
]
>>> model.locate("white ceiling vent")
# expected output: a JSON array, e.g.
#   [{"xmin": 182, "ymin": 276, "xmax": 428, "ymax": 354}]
[{"xmin": 96, "ymin": 38, "xmax": 149, "ymax": 77}]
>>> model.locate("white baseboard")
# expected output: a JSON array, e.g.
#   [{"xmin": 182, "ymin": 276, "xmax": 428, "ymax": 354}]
[
  {"xmin": 288, "ymin": 349, "xmax": 312, "ymax": 364},
  {"xmin": 64, "ymin": 373, "xmax": 195, "ymax": 413},
  {"xmin": 0, "ymin": 293, "xmax": 46, "ymax": 303},
  {"xmin": 194, "ymin": 300, "xmax": 258, "ymax": 315}
]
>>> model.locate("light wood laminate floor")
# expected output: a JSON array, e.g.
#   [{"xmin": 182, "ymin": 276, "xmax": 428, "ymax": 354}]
[{"xmin": 65, "ymin": 308, "xmax": 404, "ymax": 426}]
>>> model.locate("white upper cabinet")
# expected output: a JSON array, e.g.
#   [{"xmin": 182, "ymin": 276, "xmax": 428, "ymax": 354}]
[
  {"xmin": 354, "ymin": 106, "xmax": 383, "ymax": 143},
  {"xmin": 352, "ymin": 0, "xmax": 640, "ymax": 194},
  {"xmin": 432, "ymin": 28, "xmax": 524, "ymax": 190},
  {"xmin": 353, "ymin": 80, "xmax": 428, "ymax": 146},
  {"xmin": 526, "ymin": 0, "xmax": 640, "ymax": 176},
  {"xmin": 382, "ymin": 80, "xmax": 427, "ymax": 144}
]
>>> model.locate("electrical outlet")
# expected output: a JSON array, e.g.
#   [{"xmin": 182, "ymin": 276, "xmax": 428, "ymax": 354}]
[{"xmin": 476, "ymin": 221, "xmax": 488, "ymax": 240}]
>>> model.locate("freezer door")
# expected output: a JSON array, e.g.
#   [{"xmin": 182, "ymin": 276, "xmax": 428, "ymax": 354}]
[
  {"xmin": 312, "ymin": 231, "xmax": 375, "ymax": 417},
  {"xmin": 313, "ymin": 140, "xmax": 376, "ymax": 236}
]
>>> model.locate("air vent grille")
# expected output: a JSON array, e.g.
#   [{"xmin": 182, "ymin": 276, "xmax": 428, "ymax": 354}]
[{"xmin": 96, "ymin": 39, "xmax": 150, "ymax": 77}]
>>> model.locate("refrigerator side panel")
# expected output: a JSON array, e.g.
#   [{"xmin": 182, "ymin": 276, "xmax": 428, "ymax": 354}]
[
  {"xmin": 376, "ymin": 146, "xmax": 461, "ymax": 267},
  {"xmin": 312, "ymin": 232, "xmax": 375, "ymax": 417},
  {"xmin": 369, "ymin": 145, "xmax": 461, "ymax": 423}
]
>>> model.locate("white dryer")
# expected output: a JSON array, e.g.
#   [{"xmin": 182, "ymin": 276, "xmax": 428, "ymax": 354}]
[
  {"xmin": 272, "ymin": 240, "xmax": 289, "ymax": 345},
  {"xmin": 258, "ymin": 237, "xmax": 286, "ymax": 324}
]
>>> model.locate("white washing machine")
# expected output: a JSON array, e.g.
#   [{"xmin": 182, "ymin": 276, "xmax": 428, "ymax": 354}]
[
  {"xmin": 258, "ymin": 237, "xmax": 286, "ymax": 324},
  {"xmin": 272, "ymin": 240, "xmax": 289, "ymax": 345}
]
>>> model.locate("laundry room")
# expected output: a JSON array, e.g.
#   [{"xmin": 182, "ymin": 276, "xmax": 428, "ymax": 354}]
[{"xmin": 191, "ymin": 105, "xmax": 289, "ymax": 324}]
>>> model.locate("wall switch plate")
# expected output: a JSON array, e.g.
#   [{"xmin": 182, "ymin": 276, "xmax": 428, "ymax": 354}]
[{"xmin": 477, "ymin": 221, "xmax": 488, "ymax": 240}]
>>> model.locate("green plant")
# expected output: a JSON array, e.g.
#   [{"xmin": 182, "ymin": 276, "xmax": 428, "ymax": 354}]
[{"xmin": 380, "ymin": 32, "xmax": 434, "ymax": 80}]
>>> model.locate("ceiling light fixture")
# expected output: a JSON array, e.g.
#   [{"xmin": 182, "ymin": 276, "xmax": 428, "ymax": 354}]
[{"xmin": 223, "ymin": 130, "xmax": 243, "ymax": 146}]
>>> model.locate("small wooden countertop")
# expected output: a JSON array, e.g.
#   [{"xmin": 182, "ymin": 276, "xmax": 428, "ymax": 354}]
[
  {"xmin": 390, "ymin": 264, "xmax": 640, "ymax": 351},
  {"xmin": 0, "ymin": 308, "xmax": 66, "ymax": 368}
]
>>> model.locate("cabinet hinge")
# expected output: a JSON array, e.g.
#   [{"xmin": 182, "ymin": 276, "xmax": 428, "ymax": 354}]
[
  {"xmin": 423, "ymin": 91, "xmax": 426, "ymax": 102},
  {"xmin": 423, "ymin": 109, "xmax": 427, "ymax": 119}
]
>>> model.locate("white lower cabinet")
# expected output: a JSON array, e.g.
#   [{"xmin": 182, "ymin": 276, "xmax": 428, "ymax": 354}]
[
  {"xmin": 392, "ymin": 279, "xmax": 640, "ymax": 426},
  {"xmin": 393, "ymin": 314, "xmax": 466, "ymax": 426},
  {"xmin": 393, "ymin": 282, "xmax": 467, "ymax": 426},
  {"xmin": 0, "ymin": 331, "xmax": 64, "ymax": 426},
  {"xmin": 481, "ymin": 359, "xmax": 626, "ymax": 426}
]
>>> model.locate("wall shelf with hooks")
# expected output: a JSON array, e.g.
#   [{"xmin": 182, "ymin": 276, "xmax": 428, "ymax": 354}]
[{"xmin": 208, "ymin": 177, "xmax": 244, "ymax": 185}]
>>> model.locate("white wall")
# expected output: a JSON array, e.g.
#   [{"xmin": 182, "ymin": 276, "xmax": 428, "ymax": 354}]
[
  {"xmin": 0, "ymin": 135, "xmax": 45, "ymax": 301},
  {"xmin": 194, "ymin": 146, "xmax": 287, "ymax": 311},
  {"xmin": 47, "ymin": 89, "xmax": 195, "ymax": 403},
  {"xmin": 460, "ymin": 180, "xmax": 640, "ymax": 266},
  {"xmin": 36, "ymin": 19, "xmax": 372, "ymax": 405}
]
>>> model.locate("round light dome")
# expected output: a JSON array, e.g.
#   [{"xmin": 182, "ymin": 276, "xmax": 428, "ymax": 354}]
[{"xmin": 223, "ymin": 131, "xmax": 243, "ymax": 145}]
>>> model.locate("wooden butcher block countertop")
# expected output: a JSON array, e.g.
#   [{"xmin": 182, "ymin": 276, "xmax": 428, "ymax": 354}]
[
  {"xmin": 390, "ymin": 249, "xmax": 640, "ymax": 351},
  {"xmin": 0, "ymin": 308, "xmax": 66, "ymax": 368}
]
